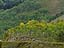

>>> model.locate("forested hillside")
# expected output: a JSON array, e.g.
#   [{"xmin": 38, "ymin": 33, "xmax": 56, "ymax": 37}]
[
  {"xmin": 0, "ymin": 0, "xmax": 64, "ymax": 38},
  {"xmin": 4, "ymin": 20, "xmax": 64, "ymax": 42},
  {"xmin": 0, "ymin": 0, "xmax": 64, "ymax": 46}
]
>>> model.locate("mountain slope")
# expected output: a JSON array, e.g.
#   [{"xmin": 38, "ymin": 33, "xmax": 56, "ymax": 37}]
[{"xmin": 0, "ymin": 0, "xmax": 64, "ymax": 39}]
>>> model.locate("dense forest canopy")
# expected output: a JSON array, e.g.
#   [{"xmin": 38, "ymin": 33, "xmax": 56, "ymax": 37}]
[{"xmin": 0, "ymin": 0, "xmax": 24, "ymax": 9}]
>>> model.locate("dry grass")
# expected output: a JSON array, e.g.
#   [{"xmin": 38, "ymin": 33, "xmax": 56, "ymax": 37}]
[{"xmin": 0, "ymin": 41, "xmax": 64, "ymax": 48}]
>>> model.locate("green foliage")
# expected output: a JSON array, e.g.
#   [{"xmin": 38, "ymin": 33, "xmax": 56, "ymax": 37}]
[
  {"xmin": 0, "ymin": 0, "xmax": 59, "ymax": 38},
  {"xmin": 3, "ymin": 20, "xmax": 64, "ymax": 42},
  {"xmin": 0, "ymin": 0, "xmax": 63, "ymax": 40},
  {"xmin": 0, "ymin": 0, "xmax": 64, "ymax": 48},
  {"xmin": 0, "ymin": 0, "xmax": 25, "ymax": 9}
]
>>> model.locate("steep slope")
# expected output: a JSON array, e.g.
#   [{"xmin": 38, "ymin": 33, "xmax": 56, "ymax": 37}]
[{"xmin": 0, "ymin": 0, "xmax": 64, "ymax": 39}]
